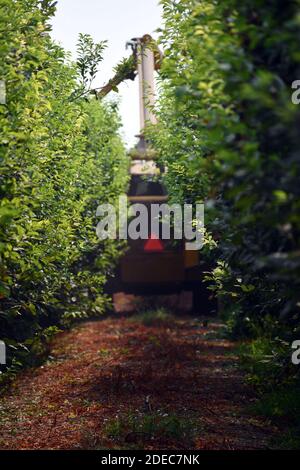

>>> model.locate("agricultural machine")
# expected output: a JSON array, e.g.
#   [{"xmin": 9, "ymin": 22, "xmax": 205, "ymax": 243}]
[{"xmin": 101, "ymin": 35, "xmax": 213, "ymax": 313}]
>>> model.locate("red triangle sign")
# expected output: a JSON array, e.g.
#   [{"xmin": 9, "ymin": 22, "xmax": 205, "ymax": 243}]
[{"xmin": 144, "ymin": 233, "xmax": 164, "ymax": 252}]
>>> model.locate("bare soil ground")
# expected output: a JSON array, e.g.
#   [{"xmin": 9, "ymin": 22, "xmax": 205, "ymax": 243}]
[{"xmin": 0, "ymin": 310, "xmax": 277, "ymax": 450}]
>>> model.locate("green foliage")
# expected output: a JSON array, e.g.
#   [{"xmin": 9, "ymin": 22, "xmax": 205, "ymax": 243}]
[
  {"xmin": 104, "ymin": 411, "xmax": 198, "ymax": 446},
  {"xmin": 112, "ymin": 55, "xmax": 137, "ymax": 87},
  {"xmin": 76, "ymin": 33, "xmax": 107, "ymax": 91},
  {"xmin": 253, "ymin": 385, "xmax": 300, "ymax": 424},
  {"xmin": 97, "ymin": 54, "xmax": 136, "ymax": 99},
  {"xmin": 238, "ymin": 337, "xmax": 297, "ymax": 391},
  {"xmin": 130, "ymin": 308, "xmax": 173, "ymax": 327},
  {"xmin": 238, "ymin": 337, "xmax": 300, "ymax": 444},
  {"xmin": 0, "ymin": 0, "xmax": 128, "ymax": 377},
  {"xmin": 206, "ymin": 0, "xmax": 300, "ymax": 344},
  {"xmin": 150, "ymin": 1, "xmax": 300, "ymax": 436},
  {"xmin": 271, "ymin": 426, "xmax": 300, "ymax": 450},
  {"xmin": 150, "ymin": 0, "xmax": 300, "ymax": 383}
]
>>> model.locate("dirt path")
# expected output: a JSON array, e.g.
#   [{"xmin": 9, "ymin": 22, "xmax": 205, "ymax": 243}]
[{"xmin": 0, "ymin": 313, "xmax": 277, "ymax": 450}]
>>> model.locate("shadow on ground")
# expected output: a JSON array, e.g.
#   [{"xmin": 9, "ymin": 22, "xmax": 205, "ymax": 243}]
[{"xmin": 0, "ymin": 308, "xmax": 277, "ymax": 450}]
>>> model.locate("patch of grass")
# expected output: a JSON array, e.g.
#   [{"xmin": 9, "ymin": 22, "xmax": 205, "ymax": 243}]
[
  {"xmin": 271, "ymin": 427, "xmax": 300, "ymax": 450},
  {"xmin": 237, "ymin": 337, "xmax": 296, "ymax": 391},
  {"xmin": 251, "ymin": 386, "xmax": 300, "ymax": 424},
  {"xmin": 97, "ymin": 348, "xmax": 110, "ymax": 358},
  {"xmin": 236, "ymin": 337, "xmax": 300, "ymax": 448},
  {"xmin": 130, "ymin": 308, "xmax": 174, "ymax": 327},
  {"xmin": 104, "ymin": 411, "xmax": 199, "ymax": 446}
]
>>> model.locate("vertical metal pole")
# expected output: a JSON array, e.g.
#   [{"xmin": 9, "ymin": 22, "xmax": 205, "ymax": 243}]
[{"xmin": 137, "ymin": 36, "xmax": 157, "ymax": 136}]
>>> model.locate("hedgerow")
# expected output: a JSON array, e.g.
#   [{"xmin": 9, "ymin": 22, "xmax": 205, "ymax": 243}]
[
  {"xmin": 0, "ymin": 0, "xmax": 128, "ymax": 376},
  {"xmin": 150, "ymin": 0, "xmax": 300, "ymax": 389}
]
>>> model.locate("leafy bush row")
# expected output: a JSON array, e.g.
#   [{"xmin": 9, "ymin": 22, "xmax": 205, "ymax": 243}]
[
  {"xmin": 0, "ymin": 0, "xmax": 128, "ymax": 376},
  {"xmin": 150, "ymin": 0, "xmax": 300, "ymax": 383}
]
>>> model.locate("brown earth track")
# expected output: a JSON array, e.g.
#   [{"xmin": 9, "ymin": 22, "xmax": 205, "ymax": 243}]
[{"xmin": 0, "ymin": 315, "xmax": 277, "ymax": 450}]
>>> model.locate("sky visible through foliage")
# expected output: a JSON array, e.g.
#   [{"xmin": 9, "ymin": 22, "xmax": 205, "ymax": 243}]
[{"xmin": 51, "ymin": 0, "xmax": 162, "ymax": 148}]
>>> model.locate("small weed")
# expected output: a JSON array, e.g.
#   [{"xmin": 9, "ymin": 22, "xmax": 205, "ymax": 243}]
[
  {"xmin": 271, "ymin": 427, "xmax": 300, "ymax": 450},
  {"xmin": 148, "ymin": 335, "xmax": 161, "ymax": 347},
  {"xmin": 236, "ymin": 337, "xmax": 300, "ymax": 448},
  {"xmin": 97, "ymin": 348, "xmax": 110, "ymax": 358},
  {"xmin": 237, "ymin": 338, "xmax": 295, "ymax": 392},
  {"xmin": 251, "ymin": 385, "xmax": 300, "ymax": 425},
  {"xmin": 130, "ymin": 308, "xmax": 174, "ymax": 327},
  {"xmin": 119, "ymin": 347, "xmax": 130, "ymax": 355},
  {"xmin": 104, "ymin": 411, "xmax": 199, "ymax": 447}
]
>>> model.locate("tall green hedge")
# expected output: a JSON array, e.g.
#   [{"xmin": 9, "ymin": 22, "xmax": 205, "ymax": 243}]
[
  {"xmin": 0, "ymin": 0, "xmax": 128, "ymax": 375},
  {"xmin": 150, "ymin": 0, "xmax": 300, "ymax": 379}
]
